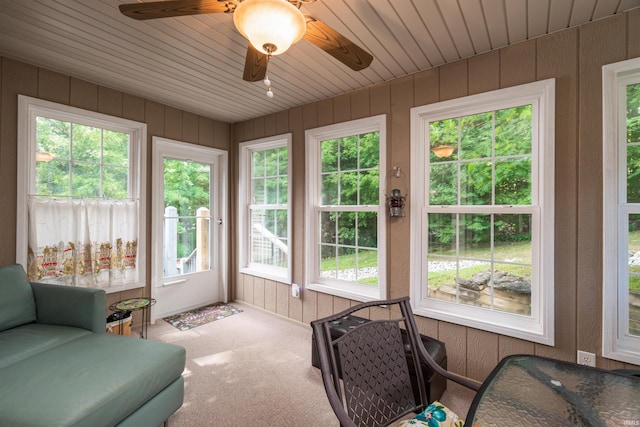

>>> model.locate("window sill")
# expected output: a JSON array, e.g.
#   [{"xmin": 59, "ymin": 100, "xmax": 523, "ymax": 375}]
[
  {"xmin": 104, "ymin": 282, "xmax": 146, "ymax": 294},
  {"xmin": 32, "ymin": 280, "xmax": 145, "ymax": 294},
  {"xmin": 240, "ymin": 266, "xmax": 290, "ymax": 285},
  {"xmin": 307, "ymin": 281, "xmax": 383, "ymax": 302},
  {"xmin": 412, "ymin": 299, "xmax": 554, "ymax": 346}
]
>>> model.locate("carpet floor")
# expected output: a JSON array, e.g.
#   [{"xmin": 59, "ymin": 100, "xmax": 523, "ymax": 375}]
[{"xmin": 145, "ymin": 302, "xmax": 476, "ymax": 426}]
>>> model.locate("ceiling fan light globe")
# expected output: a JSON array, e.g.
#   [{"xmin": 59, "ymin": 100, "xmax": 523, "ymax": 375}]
[{"xmin": 233, "ymin": 0, "xmax": 306, "ymax": 56}]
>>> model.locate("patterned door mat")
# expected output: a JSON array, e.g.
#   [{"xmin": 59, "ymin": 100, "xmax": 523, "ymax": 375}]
[{"xmin": 163, "ymin": 303, "xmax": 242, "ymax": 331}]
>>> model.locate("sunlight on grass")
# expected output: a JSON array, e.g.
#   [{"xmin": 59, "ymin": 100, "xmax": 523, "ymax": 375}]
[
  {"xmin": 320, "ymin": 249, "xmax": 378, "ymax": 287},
  {"xmin": 320, "ymin": 249, "xmax": 377, "ymax": 270},
  {"xmin": 432, "ymin": 240, "xmax": 531, "ymax": 260}
]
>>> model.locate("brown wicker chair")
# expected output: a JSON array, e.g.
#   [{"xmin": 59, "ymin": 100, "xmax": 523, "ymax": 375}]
[{"xmin": 311, "ymin": 297, "xmax": 481, "ymax": 427}]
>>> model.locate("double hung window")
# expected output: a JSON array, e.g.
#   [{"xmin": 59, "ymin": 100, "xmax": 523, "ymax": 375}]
[
  {"xmin": 17, "ymin": 96, "xmax": 146, "ymax": 291},
  {"xmin": 238, "ymin": 134, "xmax": 292, "ymax": 283},
  {"xmin": 603, "ymin": 58, "xmax": 640, "ymax": 365},
  {"xmin": 305, "ymin": 115, "xmax": 387, "ymax": 301},
  {"xmin": 410, "ymin": 80, "xmax": 555, "ymax": 344}
]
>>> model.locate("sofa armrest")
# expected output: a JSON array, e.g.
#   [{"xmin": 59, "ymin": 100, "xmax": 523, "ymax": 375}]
[{"xmin": 30, "ymin": 282, "xmax": 107, "ymax": 333}]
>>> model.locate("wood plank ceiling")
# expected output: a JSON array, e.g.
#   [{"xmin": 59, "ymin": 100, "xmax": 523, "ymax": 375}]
[{"xmin": 0, "ymin": 0, "xmax": 638, "ymax": 123}]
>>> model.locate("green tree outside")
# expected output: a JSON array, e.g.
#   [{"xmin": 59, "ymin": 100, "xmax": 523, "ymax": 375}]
[
  {"xmin": 428, "ymin": 105, "xmax": 533, "ymax": 249},
  {"xmin": 35, "ymin": 117, "xmax": 129, "ymax": 198},
  {"xmin": 625, "ymin": 83, "xmax": 640, "ymax": 300},
  {"xmin": 319, "ymin": 131, "xmax": 379, "ymax": 285},
  {"xmin": 163, "ymin": 159, "xmax": 210, "ymax": 258}
]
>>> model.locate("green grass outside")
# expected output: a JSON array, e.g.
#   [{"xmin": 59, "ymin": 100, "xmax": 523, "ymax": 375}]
[
  {"xmin": 320, "ymin": 249, "xmax": 378, "ymax": 270},
  {"xmin": 319, "ymin": 241, "xmax": 532, "ymax": 288},
  {"xmin": 427, "ymin": 263, "xmax": 531, "ymax": 289},
  {"xmin": 319, "ymin": 236, "xmax": 640, "ymax": 293},
  {"xmin": 627, "ymin": 268, "xmax": 640, "ymax": 294},
  {"xmin": 628, "ymin": 230, "xmax": 640, "ymax": 294},
  {"xmin": 320, "ymin": 249, "xmax": 378, "ymax": 286},
  {"xmin": 427, "ymin": 240, "xmax": 532, "ymax": 289}
]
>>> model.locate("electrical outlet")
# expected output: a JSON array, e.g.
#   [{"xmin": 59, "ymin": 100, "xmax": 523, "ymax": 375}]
[
  {"xmin": 577, "ymin": 350, "xmax": 596, "ymax": 367},
  {"xmin": 291, "ymin": 283, "xmax": 301, "ymax": 298}
]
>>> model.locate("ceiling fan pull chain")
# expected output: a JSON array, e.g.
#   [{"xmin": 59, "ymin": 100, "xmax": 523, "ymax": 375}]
[{"xmin": 264, "ymin": 53, "xmax": 274, "ymax": 98}]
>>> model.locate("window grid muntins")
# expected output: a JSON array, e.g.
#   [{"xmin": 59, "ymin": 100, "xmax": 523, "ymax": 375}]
[
  {"xmin": 162, "ymin": 158, "xmax": 212, "ymax": 277},
  {"xmin": 426, "ymin": 105, "xmax": 534, "ymax": 316},
  {"xmin": 624, "ymin": 82, "xmax": 640, "ymax": 338},
  {"xmin": 35, "ymin": 116, "xmax": 131, "ymax": 199},
  {"xmin": 626, "ymin": 82, "xmax": 640, "ymax": 204},
  {"xmin": 249, "ymin": 146, "xmax": 288, "ymax": 269},
  {"xmin": 251, "ymin": 147, "xmax": 287, "ymax": 205},
  {"xmin": 318, "ymin": 133, "xmax": 379, "ymax": 285},
  {"xmin": 429, "ymin": 107, "xmax": 533, "ymax": 208},
  {"xmin": 603, "ymin": 62, "xmax": 640, "ymax": 362}
]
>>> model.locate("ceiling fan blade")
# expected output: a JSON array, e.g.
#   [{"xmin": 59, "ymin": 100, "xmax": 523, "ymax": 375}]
[
  {"xmin": 119, "ymin": 0, "xmax": 233, "ymax": 20},
  {"xmin": 303, "ymin": 18, "xmax": 373, "ymax": 71},
  {"xmin": 243, "ymin": 44, "xmax": 267, "ymax": 82}
]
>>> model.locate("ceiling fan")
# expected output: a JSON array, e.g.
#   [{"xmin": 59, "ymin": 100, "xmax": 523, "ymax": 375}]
[{"xmin": 119, "ymin": 0, "xmax": 373, "ymax": 93}]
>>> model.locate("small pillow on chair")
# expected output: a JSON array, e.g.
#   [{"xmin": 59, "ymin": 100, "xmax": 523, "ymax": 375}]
[{"xmin": 397, "ymin": 401, "xmax": 464, "ymax": 427}]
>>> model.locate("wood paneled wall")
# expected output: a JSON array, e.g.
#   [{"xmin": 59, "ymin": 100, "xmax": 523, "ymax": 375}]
[
  {"xmin": 0, "ymin": 58, "xmax": 231, "ymax": 325},
  {"xmin": 1, "ymin": 10, "xmax": 638, "ymax": 382},
  {"xmin": 231, "ymin": 10, "xmax": 640, "ymax": 380}
]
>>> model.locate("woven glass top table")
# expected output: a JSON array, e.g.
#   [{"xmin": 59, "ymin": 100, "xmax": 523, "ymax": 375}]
[{"xmin": 466, "ymin": 354, "xmax": 640, "ymax": 426}]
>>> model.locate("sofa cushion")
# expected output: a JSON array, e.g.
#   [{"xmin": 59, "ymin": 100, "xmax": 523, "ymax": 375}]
[
  {"xmin": 0, "ymin": 323, "xmax": 91, "ymax": 368},
  {"xmin": 0, "ymin": 333, "xmax": 186, "ymax": 427},
  {"xmin": 0, "ymin": 264, "xmax": 36, "ymax": 332}
]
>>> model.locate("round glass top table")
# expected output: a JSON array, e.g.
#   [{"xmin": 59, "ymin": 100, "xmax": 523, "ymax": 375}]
[
  {"xmin": 466, "ymin": 354, "xmax": 640, "ymax": 426},
  {"xmin": 108, "ymin": 297, "xmax": 156, "ymax": 339}
]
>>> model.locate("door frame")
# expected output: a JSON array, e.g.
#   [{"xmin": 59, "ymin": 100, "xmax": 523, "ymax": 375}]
[{"xmin": 150, "ymin": 136, "xmax": 228, "ymax": 322}]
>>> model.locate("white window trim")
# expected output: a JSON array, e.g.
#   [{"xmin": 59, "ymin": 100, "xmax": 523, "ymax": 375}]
[
  {"xmin": 305, "ymin": 115, "xmax": 387, "ymax": 302},
  {"xmin": 410, "ymin": 80, "xmax": 555, "ymax": 345},
  {"xmin": 238, "ymin": 134, "xmax": 293, "ymax": 284},
  {"xmin": 16, "ymin": 95, "xmax": 147, "ymax": 293},
  {"xmin": 603, "ymin": 57, "xmax": 640, "ymax": 365}
]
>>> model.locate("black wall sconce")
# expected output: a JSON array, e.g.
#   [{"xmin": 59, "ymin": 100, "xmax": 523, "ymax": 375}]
[
  {"xmin": 387, "ymin": 188, "xmax": 406, "ymax": 217},
  {"xmin": 386, "ymin": 166, "xmax": 407, "ymax": 217}
]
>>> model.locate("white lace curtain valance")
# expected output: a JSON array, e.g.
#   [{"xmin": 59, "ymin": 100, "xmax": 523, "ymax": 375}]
[{"xmin": 27, "ymin": 198, "xmax": 139, "ymax": 288}]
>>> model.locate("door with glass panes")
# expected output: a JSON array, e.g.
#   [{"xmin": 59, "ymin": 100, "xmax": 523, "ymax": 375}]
[{"xmin": 151, "ymin": 137, "xmax": 227, "ymax": 321}]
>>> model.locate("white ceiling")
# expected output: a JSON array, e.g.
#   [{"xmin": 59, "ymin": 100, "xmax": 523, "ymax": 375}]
[{"xmin": 0, "ymin": 0, "xmax": 638, "ymax": 124}]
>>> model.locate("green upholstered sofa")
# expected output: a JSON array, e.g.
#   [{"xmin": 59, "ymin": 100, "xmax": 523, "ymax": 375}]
[{"xmin": 0, "ymin": 264, "xmax": 186, "ymax": 427}]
